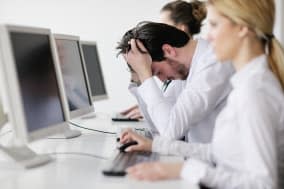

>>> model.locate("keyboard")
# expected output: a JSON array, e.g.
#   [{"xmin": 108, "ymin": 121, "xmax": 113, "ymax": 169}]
[
  {"xmin": 102, "ymin": 151, "xmax": 159, "ymax": 176},
  {"xmin": 111, "ymin": 113, "xmax": 139, "ymax": 122}
]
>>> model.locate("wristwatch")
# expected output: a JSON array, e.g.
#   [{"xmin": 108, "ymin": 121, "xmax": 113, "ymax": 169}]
[{"xmin": 130, "ymin": 79, "xmax": 141, "ymax": 86}]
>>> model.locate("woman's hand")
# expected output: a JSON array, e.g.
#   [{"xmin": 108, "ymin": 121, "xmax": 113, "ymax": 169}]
[
  {"xmin": 120, "ymin": 105, "xmax": 143, "ymax": 119},
  {"xmin": 127, "ymin": 162, "xmax": 183, "ymax": 181},
  {"xmin": 120, "ymin": 129, "xmax": 152, "ymax": 152}
]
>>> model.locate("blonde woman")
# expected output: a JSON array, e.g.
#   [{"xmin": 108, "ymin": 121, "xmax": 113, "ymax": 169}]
[{"xmin": 120, "ymin": 0, "xmax": 284, "ymax": 188}]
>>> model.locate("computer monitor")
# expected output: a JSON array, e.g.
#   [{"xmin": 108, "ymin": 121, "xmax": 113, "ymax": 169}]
[
  {"xmin": 0, "ymin": 24, "xmax": 79, "ymax": 168},
  {"xmin": 80, "ymin": 41, "xmax": 108, "ymax": 101},
  {"xmin": 54, "ymin": 35, "xmax": 94, "ymax": 119}
]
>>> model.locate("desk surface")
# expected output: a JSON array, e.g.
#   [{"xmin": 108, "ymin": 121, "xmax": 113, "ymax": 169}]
[{"xmin": 0, "ymin": 114, "xmax": 199, "ymax": 189}]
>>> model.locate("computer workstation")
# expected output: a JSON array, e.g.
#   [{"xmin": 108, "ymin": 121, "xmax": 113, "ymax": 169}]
[
  {"xmin": 53, "ymin": 35, "xmax": 118, "ymax": 136},
  {"xmin": 0, "ymin": 24, "xmax": 82, "ymax": 168},
  {"xmin": 0, "ymin": 24, "xmax": 196, "ymax": 189},
  {"xmin": 54, "ymin": 34, "xmax": 96, "ymax": 120},
  {"xmin": 53, "ymin": 38, "xmax": 157, "ymax": 175},
  {"xmin": 80, "ymin": 41, "xmax": 108, "ymax": 101},
  {"xmin": 80, "ymin": 41, "xmax": 139, "ymax": 122}
]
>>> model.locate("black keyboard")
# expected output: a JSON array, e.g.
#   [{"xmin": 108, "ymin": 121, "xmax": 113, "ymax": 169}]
[{"xmin": 102, "ymin": 151, "xmax": 159, "ymax": 176}]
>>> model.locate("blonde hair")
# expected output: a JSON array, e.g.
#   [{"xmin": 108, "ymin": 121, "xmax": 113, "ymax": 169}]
[{"xmin": 208, "ymin": 0, "xmax": 284, "ymax": 90}]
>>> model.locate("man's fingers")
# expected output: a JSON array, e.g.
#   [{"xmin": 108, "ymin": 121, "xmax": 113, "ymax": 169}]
[
  {"xmin": 129, "ymin": 39, "xmax": 138, "ymax": 52},
  {"xmin": 135, "ymin": 39, "xmax": 148, "ymax": 52},
  {"xmin": 120, "ymin": 130, "xmax": 133, "ymax": 143}
]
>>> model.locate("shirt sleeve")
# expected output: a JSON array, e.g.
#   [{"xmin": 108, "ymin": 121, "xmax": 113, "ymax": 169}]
[
  {"xmin": 180, "ymin": 89, "xmax": 277, "ymax": 189},
  {"xmin": 138, "ymin": 62, "xmax": 233, "ymax": 140},
  {"xmin": 152, "ymin": 136, "xmax": 212, "ymax": 163},
  {"xmin": 128, "ymin": 81, "xmax": 181, "ymax": 134},
  {"xmin": 128, "ymin": 82, "xmax": 157, "ymax": 133},
  {"xmin": 181, "ymin": 159, "xmax": 274, "ymax": 188}
]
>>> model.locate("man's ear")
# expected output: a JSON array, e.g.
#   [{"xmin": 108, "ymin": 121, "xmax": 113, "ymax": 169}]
[{"xmin": 162, "ymin": 44, "xmax": 176, "ymax": 58}]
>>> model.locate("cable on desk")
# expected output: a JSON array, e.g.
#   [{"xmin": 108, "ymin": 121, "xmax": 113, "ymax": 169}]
[
  {"xmin": 45, "ymin": 152, "xmax": 109, "ymax": 160},
  {"xmin": 69, "ymin": 121, "xmax": 116, "ymax": 135}
]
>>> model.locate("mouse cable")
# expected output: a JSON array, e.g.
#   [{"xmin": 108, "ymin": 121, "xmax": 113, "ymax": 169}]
[
  {"xmin": 69, "ymin": 121, "xmax": 116, "ymax": 135},
  {"xmin": 44, "ymin": 152, "xmax": 109, "ymax": 160}
]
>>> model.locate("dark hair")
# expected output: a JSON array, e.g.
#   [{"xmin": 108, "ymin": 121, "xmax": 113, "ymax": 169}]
[
  {"xmin": 116, "ymin": 21, "xmax": 190, "ymax": 61},
  {"xmin": 161, "ymin": 0, "xmax": 206, "ymax": 35}
]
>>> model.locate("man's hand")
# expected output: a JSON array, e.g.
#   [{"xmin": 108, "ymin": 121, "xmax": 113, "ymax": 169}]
[
  {"xmin": 120, "ymin": 129, "xmax": 152, "ymax": 152},
  {"xmin": 125, "ymin": 39, "xmax": 152, "ymax": 82},
  {"xmin": 120, "ymin": 105, "xmax": 143, "ymax": 119}
]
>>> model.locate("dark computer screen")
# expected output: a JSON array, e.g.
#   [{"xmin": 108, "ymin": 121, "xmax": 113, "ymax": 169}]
[
  {"xmin": 10, "ymin": 32, "xmax": 65, "ymax": 132},
  {"xmin": 81, "ymin": 44, "xmax": 107, "ymax": 97},
  {"xmin": 55, "ymin": 39, "xmax": 92, "ymax": 111}
]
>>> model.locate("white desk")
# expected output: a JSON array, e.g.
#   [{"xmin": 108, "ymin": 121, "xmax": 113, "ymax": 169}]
[{"xmin": 0, "ymin": 114, "xmax": 199, "ymax": 189}]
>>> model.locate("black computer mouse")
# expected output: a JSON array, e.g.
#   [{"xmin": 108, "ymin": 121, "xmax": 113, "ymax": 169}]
[{"xmin": 118, "ymin": 141, "xmax": 138, "ymax": 152}]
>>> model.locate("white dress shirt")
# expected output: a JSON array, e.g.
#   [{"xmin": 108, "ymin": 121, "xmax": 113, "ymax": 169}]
[
  {"xmin": 134, "ymin": 39, "xmax": 234, "ymax": 142},
  {"xmin": 129, "ymin": 79, "xmax": 186, "ymax": 135},
  {"xmin": 152, "ymin": 55, "xmax": 284, "ymax": 189}
]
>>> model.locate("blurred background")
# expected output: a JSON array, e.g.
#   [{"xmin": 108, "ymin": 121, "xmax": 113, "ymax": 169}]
[{"xmin": 0, "ymin": 0, "xmax": 283, "ymax": 113}]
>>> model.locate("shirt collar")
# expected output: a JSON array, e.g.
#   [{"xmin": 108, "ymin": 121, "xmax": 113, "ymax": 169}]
[{"xmin": 230, "ymin": 54, "xmax": 268, "ymax": 88}]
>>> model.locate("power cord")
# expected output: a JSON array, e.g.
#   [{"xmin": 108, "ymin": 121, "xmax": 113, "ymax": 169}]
[
  {"xmin": 44, "ymin": 152, "xmax": 109, "ymax": 160},
  {"xmin": 69, "ymin": 121, "xmax": 116, "ymax": 135}
]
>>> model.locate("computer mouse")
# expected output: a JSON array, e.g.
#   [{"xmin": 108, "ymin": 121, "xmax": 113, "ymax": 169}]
[{"xmin": 118, "ymin": 141, "xmax": 138, "ymax": 152}]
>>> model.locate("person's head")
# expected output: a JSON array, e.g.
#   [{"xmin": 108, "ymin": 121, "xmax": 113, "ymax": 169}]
[
  {"xmin": 117, "ymin": 22, "xmax": 190, "ymax": 81},
  {"xmin": 206, "ymin": 0, "xmax": 284, "ymax": 89},
  {"xmin": 151, "ymin": 60, "xmax": 188, "ymax": 81},
  {"xmin": 160, "ymin": 0, "xmax": 207, "ymax": 36}
]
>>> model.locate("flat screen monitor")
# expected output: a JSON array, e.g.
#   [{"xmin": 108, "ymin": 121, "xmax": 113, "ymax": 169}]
[
  {"xmin": 0, "ymin": 24, "xmax": 71, "ymax": 167},
  {"xmin": 81, "ymin": 41, "xmax": 107, "ymax": 101},
  {"xmin": 0, "ymin": 25, "xmax": 70, "ymax": 142},
  {"xmin": 54, "ymin": 35, "xmax": 93, "ymax": 118}
]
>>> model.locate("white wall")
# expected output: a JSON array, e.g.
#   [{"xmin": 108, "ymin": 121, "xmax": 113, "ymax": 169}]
[
  {"xmin": 0, "ymin": 0, "xmax": 283, "ymax": 113},
  {"xmin": 275, "ymin": 0, "xmax": 284, "ymax": 46},
  {"xmin": 0, "ymin": 0, "xmax": 169, "ymax": 113}
]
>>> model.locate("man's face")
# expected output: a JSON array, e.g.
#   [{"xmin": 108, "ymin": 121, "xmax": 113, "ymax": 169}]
[{"xmin": 151, "ymin": 59, "xmax": 188, "ymax": 82}]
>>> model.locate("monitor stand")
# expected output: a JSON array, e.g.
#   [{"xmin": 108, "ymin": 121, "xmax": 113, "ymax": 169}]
[
  {"xmin": 79, "ymin": 112, "xmax": 96, "ymax": 120},
  {"xmin": 0, "ymin": 145, "xmax": 52, "ymax": 168},
  {"xmin": 48, "ymin": 128, "xmax": 82, "ymax": 139},
  {"xmin": 63, "ymin": 128, "xmax": 82, "ymax": 139}
]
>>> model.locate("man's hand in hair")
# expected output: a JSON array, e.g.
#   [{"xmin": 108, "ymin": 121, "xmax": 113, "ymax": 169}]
[{"xmin": 125, "ymin": 39, "xmax": 152, "ymax": 83}]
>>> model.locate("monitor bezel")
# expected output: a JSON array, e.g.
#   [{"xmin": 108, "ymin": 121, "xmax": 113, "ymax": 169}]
[
  {"xmin": 0, "ymin": 24, "xmax": 70, "ymax": 143},
  {"xmin": 0, "ymin": 97, "xmax": 7, "ymax": 128},
  {"xmin": 53, "ymin": 34, "xmax": 94, "ymax": 119},
  {"xmin": 80, "ymin": 40, "xmax": 108, "ymax": 101}
]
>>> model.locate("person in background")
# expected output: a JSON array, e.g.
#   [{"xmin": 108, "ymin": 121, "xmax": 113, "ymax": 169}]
[
  {"xmin": 120, "ymin": 0, "xmax": 206, "ymax": 120},
  {"xmin": 120, "ymin": 0, "xmax": 284, "ymax": 188},
  {"xmin": 160, "ymin": 0, "xmax": 206, "ymax": 38},
  {"xmin": 117, "ymin": 21, "xmax": 234, "ymax": 143}
]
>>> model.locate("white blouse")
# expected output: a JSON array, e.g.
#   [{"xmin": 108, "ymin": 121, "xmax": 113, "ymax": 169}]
[{"xmin": 152, "ymin": 55, "xmax": 284, "ymax": 188}]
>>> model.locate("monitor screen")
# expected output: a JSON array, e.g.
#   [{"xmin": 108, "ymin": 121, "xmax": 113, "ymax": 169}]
[
  {"xmin": 55, "ymin": 39, "xmax": 92, "ymax": 111},
  {"xmin": 10, "ymin": 32, "xmax": 65, "ymax": 132},
  {"xmin": 81, "ymin": 43, "xmax": 107, "ymax": 98}
]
